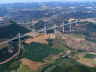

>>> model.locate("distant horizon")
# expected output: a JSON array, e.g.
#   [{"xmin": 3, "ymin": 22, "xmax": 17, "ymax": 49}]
[{"xmin": 0, "ymin": 0, "xmax": 96, "ymax": 4}]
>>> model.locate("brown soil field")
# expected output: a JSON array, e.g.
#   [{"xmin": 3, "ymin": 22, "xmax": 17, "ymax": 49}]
[
  {"xmin": 77, "ymin": 54, "xmax": 96, "ymax": 67},
  {"xmin": 20, "ymin": 58, "xmax": 45, "ymax": 71},
  {"xmin": 24, "ymin": 33, "xmax": 55, "ymax": 44}
]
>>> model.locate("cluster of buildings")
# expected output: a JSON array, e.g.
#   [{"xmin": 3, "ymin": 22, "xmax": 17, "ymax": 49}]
[{"xmin": 0, "ymin": 17, "xmax": 11, "ymax": 27}]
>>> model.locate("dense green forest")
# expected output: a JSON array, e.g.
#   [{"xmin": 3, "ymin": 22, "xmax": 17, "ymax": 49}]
[{"xmin": 0, "ymin": 24, "xmax": 29, "ymax": 39}]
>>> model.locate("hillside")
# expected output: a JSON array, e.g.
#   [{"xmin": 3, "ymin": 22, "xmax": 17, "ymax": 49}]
[{"xmin": 0, "ymin": 24, "xmax": 29, "ymax": 39}]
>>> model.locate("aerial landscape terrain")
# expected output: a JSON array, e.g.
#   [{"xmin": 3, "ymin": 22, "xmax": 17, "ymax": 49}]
[{"xmin": 0, "ymin": 0, "xmax": 96, "ymax": 72}]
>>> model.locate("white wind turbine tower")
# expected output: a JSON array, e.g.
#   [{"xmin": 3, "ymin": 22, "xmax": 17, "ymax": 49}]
[
  {"xmin": 31, "ymin": 20, "xmax": 36, "ymax": 32},
  {"xmin": 44, "ymin": 23, "xmax": 47, "ymax": 34},
  {"xmin": 69, "ymin": 22, "xmax": 72, "ymax": 33},
  {"xmin": 18, "ymin": 33, "xmax": 22, "ymax": 50},
  {"xmin": 54, "ymin": 24, "xmax": 58, "ymax": 34},
  {"xmin": 62, "ymin": 21, "xmax": 65, "ymax": 33}
]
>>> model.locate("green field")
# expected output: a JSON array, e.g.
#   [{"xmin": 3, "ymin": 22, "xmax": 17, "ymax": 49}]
[
  {"xmin": 24, "ymin": 42, "xmax": 61, "ymax": 61},
  {"xmin": 84, "ymin": 54, "xmax": 96, "ymax": 59},
  {"xmin": 1, "ymin": 39, "xmax": 96, "ymax": 72},
  {"xmin": 0, "ymin": 42, "xmax": 61, "ymax": 72},
  {"xmin": 42, "ymin": 58, "xmax": 96, "ymax": 72}
]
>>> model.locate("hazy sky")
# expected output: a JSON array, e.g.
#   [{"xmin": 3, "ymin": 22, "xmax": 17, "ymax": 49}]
[{"xmin": 0, "ymin": 0, "xmax": 95, "ymax": 3}]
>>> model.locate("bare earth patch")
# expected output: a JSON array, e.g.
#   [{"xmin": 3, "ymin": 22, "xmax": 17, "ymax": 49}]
[
  {"xmin": 24, "ymin": 33, "xmax": 55, "ymax": 44},
  {"xmin": 20, "ymin": 58, "xmax": 45, "ymax": 71}
]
